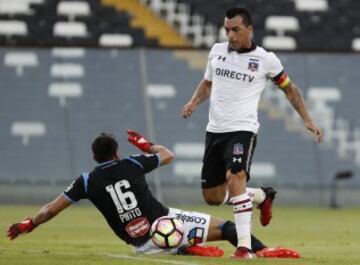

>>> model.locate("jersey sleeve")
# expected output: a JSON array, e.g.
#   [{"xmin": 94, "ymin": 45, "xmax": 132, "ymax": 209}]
[
  {"xmin": 62, "ymin": 175, "xmax": 87, "ymax": 203},
  {"xmin": 203, "ymin": 44, "xmax": 217, "ymax": 81},
  {"xmin": 265, "ymin": 52, "xmax": 284, "ymax": 79},
  {"xmin": 125, "ymin": 154, "xmax": 160, "ymax": 174}
]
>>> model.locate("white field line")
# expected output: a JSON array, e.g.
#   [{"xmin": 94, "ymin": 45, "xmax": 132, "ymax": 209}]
[
  {"xmin": 0, "ymin": 247, "xmax": 198, "ymax": 265},
  {"xmin": 107, "ymin": 253, "xmax": 198, "ymax": 265}
]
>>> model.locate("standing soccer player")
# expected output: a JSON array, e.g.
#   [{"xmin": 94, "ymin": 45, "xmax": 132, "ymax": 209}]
[{"xmin": 182, "ymin": 6, "xmax": 323, "ymax": 259}]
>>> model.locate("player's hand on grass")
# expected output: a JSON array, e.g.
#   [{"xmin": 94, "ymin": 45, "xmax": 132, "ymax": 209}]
[
  {"xmin": 7, "ymin": 217, "xmax": 36, "ymax": 240},
  {"xmin": 127, "ymin": 130, "xmax": 153, "ymax": 153},
  {"xmin": 181, "ymin": 101, "xmax": 197, "ymax": 118},
  {"xmin": 304, "ymin": 120, "xmax": 323, "ymax": 143}
]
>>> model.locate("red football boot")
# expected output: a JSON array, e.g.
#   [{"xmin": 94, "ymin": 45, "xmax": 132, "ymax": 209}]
[
  {"xmin": 231, "ymin": 247, "xmax": 254, "ymax": 259},
  {"xmin": 258, "ymin": 186, "xmax": 277, "ymax": 226},
  {"xmin": 183, "ymin": 245, "xmax": 224, "ymax": 257},
  {"xmin": 256, "ymin": 247, "xmax": 300, "ymax": 259}
]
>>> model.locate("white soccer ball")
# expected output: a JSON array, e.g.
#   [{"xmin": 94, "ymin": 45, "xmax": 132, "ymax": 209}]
[{"xmin": 150, "ymin": 216, "xmax": 184, "ymax": 248}]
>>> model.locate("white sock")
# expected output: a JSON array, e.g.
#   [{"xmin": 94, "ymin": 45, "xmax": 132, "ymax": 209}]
[
  {"xmin": 246, "ymin": 187, "xmax": 266, "ymax": 205},
  {"xmin": 230, "ymin": 193, "xmax": 252, "ymax": 249}
]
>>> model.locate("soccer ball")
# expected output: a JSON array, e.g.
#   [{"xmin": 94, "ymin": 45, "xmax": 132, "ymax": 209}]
[{"xmin": 150, "ymin": 217, "xmax": 184, "ymax": 248}]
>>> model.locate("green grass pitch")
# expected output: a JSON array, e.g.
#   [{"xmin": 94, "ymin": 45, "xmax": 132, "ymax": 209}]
[{"xmin": 0, "ymin": 204, "xmax": 359, "ymax": 265}]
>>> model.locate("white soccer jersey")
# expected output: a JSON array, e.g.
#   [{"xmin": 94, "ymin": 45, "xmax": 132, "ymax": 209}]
[{"xmin": 204, "ymin": 42, "xmax": 284, "ymax": 133}]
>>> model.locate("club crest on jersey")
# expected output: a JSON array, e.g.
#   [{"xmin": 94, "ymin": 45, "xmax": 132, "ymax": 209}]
[
  {"xmin": 233, "ymin": 143, "xmax": 243, "ymax": 155},
  {"xmin": 248, "ymin": 59, "xmax": 259, "ymax": 72},
  {"xmin": 187, "ymin": 227, "xmax": 205, "ymax": 245}
]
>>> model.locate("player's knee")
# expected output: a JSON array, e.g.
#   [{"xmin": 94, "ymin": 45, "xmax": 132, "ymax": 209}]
[
  {"xmin": 227, "ymin": 171, "xmax": 247, "ymax": 195},
  {"xmin": 227, "ymin": 171, "xmax": 247, "ymax": 185},
  {"xmin": 202, "ymin": 191, "xmax": 223, "ymax": 206}
]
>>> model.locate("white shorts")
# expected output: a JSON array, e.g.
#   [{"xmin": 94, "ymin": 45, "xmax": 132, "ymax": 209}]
[{"xmin": 134, "ymin": 207, "xmax": 211, "ymax": 255}]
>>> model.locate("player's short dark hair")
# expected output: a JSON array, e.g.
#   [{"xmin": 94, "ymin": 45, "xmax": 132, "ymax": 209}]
[
  {"xmin": 92, "ymin": 133, "xmax": 118, "ymax": 163},
  {"xmin": 225, "ymin": 6, "xmax": 252, "ymax": 26}
]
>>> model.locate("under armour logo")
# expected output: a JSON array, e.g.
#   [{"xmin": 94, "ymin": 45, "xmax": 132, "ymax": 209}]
[
  {"xmin": 217, "ymin": 55, "xmax": 226, "ymax": 62},
  {"xmin": 233, "ymin": 157, "xmax": 242, "ymax": 163}
]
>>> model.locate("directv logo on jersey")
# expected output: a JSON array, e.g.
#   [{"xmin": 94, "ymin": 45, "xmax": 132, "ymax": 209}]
[
  {"xmin": 215, "ymin": 68, "xmax": 254, "ymax": 82},
  {"xmin": 248, "ymin": 59, "xmax": 259, "ymax": 72}
]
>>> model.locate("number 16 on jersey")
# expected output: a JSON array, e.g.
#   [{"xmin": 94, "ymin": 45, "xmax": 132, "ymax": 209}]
[{"xmin": 106, "ymin": 180, "xmax": 138, "ymax": 214}]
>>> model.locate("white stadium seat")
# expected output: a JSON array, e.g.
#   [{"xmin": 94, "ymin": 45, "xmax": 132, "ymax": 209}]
[
  {"xmin": 173, "ymin": 161, "xmax": 202, "ymax": 180},
  {"xmin": 0, "ymin": 1, "xmax": 33, "ymax": 15},
  {"xmin": 0, "ymin": 20, "xmax": 27, "ymax": 36},
  {"xmin": 293, "ymin": 0, "xmax": 328, "ymax": 12},
  {"xmin": 251, "ymin": 163, "xmax": 276, "ymax": 178},
  {"xmin": 99, "ymin": 33, "xmax": 133, "ymax": 47},
  {"xmin": 262, "ymin": 36, "xmax": 297, "ymax": 50},
  {"xmin": 50, "ymin": 63, "xmax": 84, "ymax": 78},
  {"xmin": 308, "ymin": 87, "xmax": 341, "ymax": 102},
  {"xmin": 11, "ymin": 121, "xmax": 46, "ymax": 145},
  {"xmin": 307, "ymin": 87, "xmax": 341, "ymax": 143},
  {"xmin": 57, "ymin": 1, "xmax": 91, "ymax": 20},
  {"xmin": 48, "ymin": 82, "xmax": 83, "ymax": 107},
  {"xmin": 146, "ymin": 84, "xmax": 176, "ymax": 98},
  {"xmin": 51, "ymin": 47, "xmax": 86, "ymax": 58},
  {"xmin": 352, "ymin": 38, "xmax": 360, "ymax": 51},
  {"xmin": 265, "ymin": 16, "xmax": 300, "ymax": 35},
  {"xmin": 4, "ymin": 52, "xmax": 38, "ymax": 76},
  {"xmin": 173, "ymin": 142, "xmax": 204, "ymax": 158},
  {"xmin": 53, "ymin": 21, "xmax": 87, "ymax": 38},
  {"xmin": 2, "ymin": 0, "xmax": 46, "ymax": 4}
]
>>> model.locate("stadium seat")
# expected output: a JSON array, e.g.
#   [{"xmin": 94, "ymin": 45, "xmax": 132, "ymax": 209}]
[
  {"xmin": 3, "ymin": 51, "xmax": 38, "ymax": 76},
  {"xmin": 173, "ymin": 142, "xmax": 203, "ymax": 182},
  {"xmin": 146, "ymin": 84, "xmax": 176, "ymax": 99},
  {"xmin": 173, "ymin": 161, "xmax": 202, "ymax": 181},
  {"xmin": 57, "ymin": 1, "xmax": 91, "ymax": 20},
  {"xmin": 251, "ymin": 163, "xmax": 276, "ymax": 179},
  {"xmin": 11, "ymin": 121, "xmax": 46, "ymax": 145},
  {"xmin": 0, "ymin": 20, "xmax": 27, "ymax": 36},
  {"xmin": 50, "ymin": 63, "xmax": 85, "ymax": 78},
  {"xmin": 0, "ymin": 1, "xmax": 33, "ymax": 15},
  {"xmin": 51, "ymin": 47, "xmax": 86, "ymax": 58},
  {"xmin": 352, "ymin": 38, "xmax": 360, "ymax": 51},
  {"xmin": 262, "ymin": 36, "xmax": 297, "ymax": 50},
  {"xmin": 293, "ymin": 0, "xmax": 328, "ymax": 11},
  {"xmin": 265, "ymin": 16, "xmax": 300, "ymax": 35},
  {"xmin": 98, "ymin": 33, "xmax": 133, "ymax": 47},
  {"xmin": 173, "ymin": 142, "xmax": 204, "ymax": 158},
  {"xmin": 48, "ymin": 82, "xmax": 83, "ymax": 107},
  {"xmin": 53, "ymin": 21, "xmax": 87, "ymax": 38},
  {"xmin": 308, "ymin": 87, "xmax": 341, "ymax": 103},
  {"xmin": 307, "ymin": 87, "xmax": 341, "ymax": 129}
]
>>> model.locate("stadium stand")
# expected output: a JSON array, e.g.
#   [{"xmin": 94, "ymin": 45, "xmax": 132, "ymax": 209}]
[
  {"xmin": 0, "ymin": 0, "xmax": 173, "ymax": 47},
  {"xmin": 0, "ymin": 0, "xmax": 358, "ymax": 51},
  {"xmin": 0, "ymin": 1, "xmax": 359, "ymax": 205},
  {"xmin": 143, "ymin": 0, "xmax": 360, "ymax": 51},
  {"xmin": 1, "ymin": 48, "xmax": 359, "ymax": 191}
]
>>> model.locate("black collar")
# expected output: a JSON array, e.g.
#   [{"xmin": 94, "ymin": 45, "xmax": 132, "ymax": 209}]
[
  {"xmin": 96, "ymin": 159, "xmax": 118, "ymax": 168},
  {"xmin": 228, "ymin": 41, "xmax": 257, "ymax": 54}
]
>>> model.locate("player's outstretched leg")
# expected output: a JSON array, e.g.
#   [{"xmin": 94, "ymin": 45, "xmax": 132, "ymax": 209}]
[{"xmin": 258, "ymin": 186, "xmax": 277, "ymax": 226}]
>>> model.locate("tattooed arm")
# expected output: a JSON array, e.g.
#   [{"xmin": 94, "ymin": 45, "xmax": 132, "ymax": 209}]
[{"xmin": 281, "ymin": 81, "xmax": 323, "ymax": 143}]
